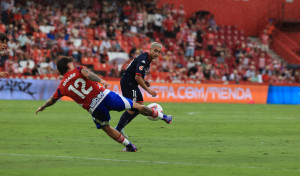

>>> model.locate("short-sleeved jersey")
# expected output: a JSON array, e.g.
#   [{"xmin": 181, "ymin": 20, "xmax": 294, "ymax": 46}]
[
  {"xmin": 122, "ymin": 52, "xmax": 151, "ymax": 86},
  {"xmin": 52, "ymin": 66, "xmax": 105, "ymax": 111}
]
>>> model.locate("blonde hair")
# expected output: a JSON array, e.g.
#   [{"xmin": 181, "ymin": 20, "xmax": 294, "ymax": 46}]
[{"xmin": 151, "ymin": 42, "xmax": 162, "ymax": 49}]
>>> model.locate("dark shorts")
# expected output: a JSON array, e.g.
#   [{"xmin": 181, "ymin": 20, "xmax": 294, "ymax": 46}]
[
  {"xmin": 120, "ymin": 77, "xmax": 143, "ymax": 103},
  {"xmin": 91, "ymin": 90, "xmax": 133, "ymax": 129}
]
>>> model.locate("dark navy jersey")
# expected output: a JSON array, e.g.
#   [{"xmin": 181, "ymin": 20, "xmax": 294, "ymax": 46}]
[{"xmin": 122, "ymin": 52, "xmax": 151, "ymax": 86}]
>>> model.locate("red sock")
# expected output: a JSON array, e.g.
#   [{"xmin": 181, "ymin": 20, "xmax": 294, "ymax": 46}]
[
  {"xmin": 115, "ymin": 133, "xmax": 130, "ymax": 146},
  {"xmin": 116, "ymin": 133, "xmax": 125, "ymax": 143},
  {"xmin": 151, "ymin": 108, "xmax": 158, "ymax": 118}
]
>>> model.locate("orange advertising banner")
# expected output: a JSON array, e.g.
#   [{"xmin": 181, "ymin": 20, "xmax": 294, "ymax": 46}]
[{"xmin": 62, "ymin": 81, "xmax": 269, "ymax": 104}]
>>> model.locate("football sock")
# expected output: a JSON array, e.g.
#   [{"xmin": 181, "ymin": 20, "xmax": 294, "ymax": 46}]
[
  {"xmin": 116, "ymin": 133, "xmax": 130, "ymax": 146},
  {"xmin": 116, "ymin": 111, "xmax": 130, "ymax": 131},
  {"xmin": 125, "ymin": 112, "xmax": 139, "ymax": 126},
  {"xmin": 152, "ymin": 109, "xmax": 167, "ymax": 119},
  {"xmin": 116, "ymin": 111, "xmax": 138, "ymax": 131}
]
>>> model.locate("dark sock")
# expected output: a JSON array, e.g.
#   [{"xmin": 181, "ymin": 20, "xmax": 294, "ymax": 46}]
[
  {"xmin": 116, "ymin": 111, "xmax": 131, "ymax": 131},
  {"xmin": 125, "ymin": 112, "xmax": 139, "ymax": 126}
]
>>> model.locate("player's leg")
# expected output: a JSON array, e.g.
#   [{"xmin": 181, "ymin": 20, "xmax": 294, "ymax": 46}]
[
  {"xmin": 116, "ymin": 109, "xmax": 139, "ymax": 132},
  {"xmin": 132, "ymin": 102, "xmax": 173, "ymax": 124},
  {"xmin": 108, "ymin": 89, "xmax": 172, "ymax": 124},
  {"xmin": 116, "ymin": 82, "xmax": 143, "ymax": 132},
  {"xmin": 102, "ymin": 125, "xmax": 137, "ymax": 152},
  {"xmin": 122, "ymin": 101, "xmax": 143, "ymax": 126},
  {"xmin": 91, "ymin": 101, "xmax": 137, "ymax": 152},
  {"xmin": 105, "ymin": 90, "xmax": 172, "ymax": 124}
]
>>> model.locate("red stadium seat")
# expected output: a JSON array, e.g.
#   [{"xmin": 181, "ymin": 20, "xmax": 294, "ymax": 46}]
[
  {"xmin": 93, "ymin": 63, "xmax": 110, "ymax": 71},
  {"xmin": 81, "ymin": 57, "xmax": 94, "ymax": 65}
]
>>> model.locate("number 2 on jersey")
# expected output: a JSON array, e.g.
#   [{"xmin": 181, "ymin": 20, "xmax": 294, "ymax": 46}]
[{"xmin": 68, "ymin": 78, "xmax": 93, "ymax": 99}]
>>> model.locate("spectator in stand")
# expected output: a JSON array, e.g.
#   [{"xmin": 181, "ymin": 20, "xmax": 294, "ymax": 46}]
[
  {"xmin": 5, "ymin": 57, "xmax": 19, "ymax": 74},
  {"xmin": 260, "ymin": 29, "xmax": 270, "ymax": 52},
  {"xmin": 216, "ymin": 51, "xmax": 226, "ymax": 65},
  {"xmin": 99, "ymin": 37, "xmax": 111, "ymax": 53},
  {"xmin": 294, "ymin": 70, "xmax": 300, "ymax": 83},
  {"xmin": 31, "ymin": 63, "xmax": 40, "ymax": 76},
  {"xmin": 178, "ymin": 5, "xmax": 186, "ymax": 19},
  {"xmin": 194, "ymin": 64, "xmax": 205, "ymax": 82},
  {"xmin": 107, "ymin": 26, "xmax": 116, "ymax": 39},
  {"xmin": 251, "ymin": 70, "xmax": 263, "ymax": 83},
  {"xmin": 122, "ymin": 1, "xmax": 132, "ymax": 21},
  {"xmin": 185, "ymin": 31, "xmax": 196, "ymax": 57},
  {"xmin": 203, "ymin": 64, "xmax": 212, "ymax": 80},
  {"xmin": 186, "ymin": 57, "xmax": 196, "ymax": 76},
  {"xmin": 130, "ymin": 21, "xmax": 139, "ymax": 35},
  {"xmin": 229, "ymin": 69, "xmax": 241, "ymax": 84},
  {"xmin": 17, "ymin": 30, "xmax": 28, "ymax": 47},
  {"xmin": 145, "ymin": 22, "xmax": 154, "ymax": 39},
  {"xmin": 214, "ymin": 42, "xmax": 224, "ymax": 57},
  {"xmin": 243, "ymin": 65, "xmax": 256, "ymax": 81},
  {"xmin": 208, "ymin": 15, "xmax": 218, "ymax": 31},
  {"xmin": 257, "ymin": 52, "xmax": 267, "ymax": 72},
  {"xmin": 153, "ymin": 9, "xmax": 163, "ymax": 32},
  {"xmin": 265, "ymin": 19, "xmax": 275, "ymax": 40},
  {"xmin": 110, "ymin": 39, "xmax": 122, "ymax": 52},
  {"xmin": 22, "ymin": 61, "xmax": 32, "ymax": 75},
  {"xmin": 163, "ymin": 14, "xmax": 175, "ymax": 38},
  {"xmin": 206, "ymin": 27, "xmax": 215, "ymax": 53},
  {"xmin": 110, "ymin": 60, "xmax": 119, "ymax": 77}
]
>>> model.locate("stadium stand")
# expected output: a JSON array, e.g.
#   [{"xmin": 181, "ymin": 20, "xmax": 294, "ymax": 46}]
[{"xmin": 1, "ymin": 0, "xmax": 300, "ymax": 84}]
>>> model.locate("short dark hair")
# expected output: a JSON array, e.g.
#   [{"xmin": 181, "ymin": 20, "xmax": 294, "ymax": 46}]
[
  {"xmin": 56, "ymin": 57, "xmax": 73, "ymax": 75},
  {"xmin": 0, "ymin": 33, "xmax": 9, "ymax": 42}
]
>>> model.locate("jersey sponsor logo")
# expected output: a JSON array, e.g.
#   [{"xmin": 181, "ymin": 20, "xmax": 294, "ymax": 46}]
[
  {"xmin": 90, "ymin": 91, "xmax": 105, "ymax": 109},
  {"xmin": 139, "ymin": 66, "xmax": 144, "ymax": 71},
  {"xmin": 63, "ymin": 73, "xmax": 76, "ymax": 86},
  {"xmin": 141, "ymin": 60, "xmax": 146, "ymax": 63}
]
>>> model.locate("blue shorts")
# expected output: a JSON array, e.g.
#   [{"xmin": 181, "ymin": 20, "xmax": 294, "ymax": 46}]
[
  {"xmin": 91, "ymin": 90, "xmax": 133, "ymax": 129},
  {"xmin": 120, "ymin": 77, "xmax": 143, "ymax": 103}
]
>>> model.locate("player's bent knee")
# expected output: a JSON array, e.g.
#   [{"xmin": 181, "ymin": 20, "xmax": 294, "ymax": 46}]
[
  {"xmin": 101, "ymin": 125, "xmax": 110, "ymax": 132},
  {"xmin": 93, "ymin": 118, "xmax": 110, "ymax": 129}
]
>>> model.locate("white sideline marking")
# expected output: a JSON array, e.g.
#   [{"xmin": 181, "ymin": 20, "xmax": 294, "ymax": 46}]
[
  {"xmin": 187, "ymin": 112, "xmax": 264, "ymax": 115},
  {"xmin": 0, "ymin": 153, "xmax": 299, "ymax": 172}
]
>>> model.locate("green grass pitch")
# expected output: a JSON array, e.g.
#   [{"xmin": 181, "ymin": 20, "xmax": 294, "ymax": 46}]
[{"xmin": 0, "ymin": 100, "xmax": 299, "ymax": 176}]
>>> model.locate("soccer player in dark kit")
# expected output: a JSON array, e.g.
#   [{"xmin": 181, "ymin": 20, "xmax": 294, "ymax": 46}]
[{"xmin": 115, "ymin": 42, "xmax": 172, "ymax": 138}]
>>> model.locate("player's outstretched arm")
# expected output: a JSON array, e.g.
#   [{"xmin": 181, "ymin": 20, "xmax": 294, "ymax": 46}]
[
  {"xmin": 135, "ymin": 75, "xmax": 157, "ymax": 97},
  {"xmin": 36, "ymin": 96, "xmax": 58, "ymax": 114},
  {"xmin": 0, "ymin": 72, "xmax": 8, "ymax": 78},
  {"xmin": 81, "ymin": 67, "xmax": 111, "ymax": 88}
]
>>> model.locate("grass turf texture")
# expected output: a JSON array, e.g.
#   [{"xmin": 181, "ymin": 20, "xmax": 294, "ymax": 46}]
[{"xmin": 0, "ymin": 100, "xmax": 299, "ymax": 176}]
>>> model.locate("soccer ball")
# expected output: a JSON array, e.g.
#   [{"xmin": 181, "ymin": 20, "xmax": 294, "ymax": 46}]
[{"xmin": 147, "ymin": 103, "xmax": 163, "ymax": 121}]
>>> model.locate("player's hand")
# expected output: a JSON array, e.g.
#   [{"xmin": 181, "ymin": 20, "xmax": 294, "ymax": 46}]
[
  {"xmin": 0, "ymin": 72, "xmax": 8, "ymax": 78},
  {"xmin": 35, "ymin": 106, "xmax": 45, "ymax": 115},
  {"xmin": 148, "ymin": 89, "xmax": 157, "ymax": 97},
  {"xmin": 145, "ymin": 81, "xmax": 151, "ymax": 87},
  {"xmin": 100, "ymin": 80, "xmax": 111, "ymax": 88}
]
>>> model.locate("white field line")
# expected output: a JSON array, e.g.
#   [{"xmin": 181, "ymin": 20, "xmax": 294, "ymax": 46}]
[
  {"xmin": 187, "ymin": 112, "xmax": 295, "ymax": 119},
  {"xmin": 0, "ymin": 153, "xmax": 299, "ymax": 172},
  {"xmin": 187, "ymin": 112, "xmax": 264, "ymax": 115}
]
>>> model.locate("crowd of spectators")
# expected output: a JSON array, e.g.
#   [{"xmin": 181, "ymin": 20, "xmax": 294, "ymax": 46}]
[{"xmin": 1, "ymin": 0, "xmax": 300, "ymax": 84}]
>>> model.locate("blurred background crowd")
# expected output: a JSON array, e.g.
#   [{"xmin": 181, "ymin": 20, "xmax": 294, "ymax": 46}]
[{"xmin": 1, "ymin": 0, "xmax": 299, "ymax": 84}]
